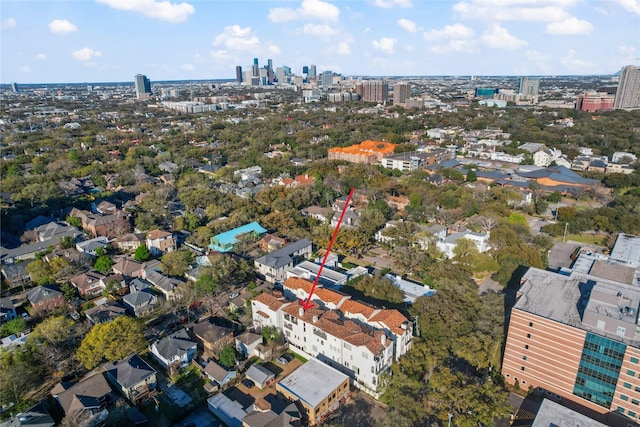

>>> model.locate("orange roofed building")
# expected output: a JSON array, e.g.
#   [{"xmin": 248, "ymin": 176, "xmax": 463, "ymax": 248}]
[
  {"xmin": 328, "ymin": 140, "xmax": 397, "ymax": 165},
  {"xmin": 251, "ymin": 277, "xmax": 413, "ymax": 396}
]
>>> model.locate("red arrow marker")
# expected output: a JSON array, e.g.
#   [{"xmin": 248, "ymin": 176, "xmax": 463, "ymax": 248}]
[{"xmin": 301, "ymin": 187, "xmax": 355, "ymax": 310}]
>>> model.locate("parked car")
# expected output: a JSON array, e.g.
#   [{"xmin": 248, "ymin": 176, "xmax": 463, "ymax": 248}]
[
  {"xmin": 241, "ymin": 378, "xmax": 255, "ymax": 389},
  {"xmin": 276, "ymin": 356, "xmax": 290, "ymax": 365},
  {"xmin": 230, "ymin": 292, "xmax": 240, "ymax": 299}
]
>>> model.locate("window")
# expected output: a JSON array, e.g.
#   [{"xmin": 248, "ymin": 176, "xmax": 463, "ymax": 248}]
[
  {"xmin": 521, "ymin": 366, "xmax": 525, "ymax": 371},
  {"xmin": 616, "ymin": 406, "xmax": 625, "ymax": 413},
  {"xmin": 527, "ymin": 333, "xmax": 531, "ymax": 339},
  {"xmin": 621, "ymin": 394, "xmax": 629, "ymax": 401},
  {"xmin": 635, "ymin": 386, "xmax": 640, "ymax": 392},
  {"xmin": 627, "ymin": 369, "xmax": 636, "ymax": 376},
  {"xmin": 628, "ymin": 411, "xmax": 636, "ymax": 418},
  {"xmin": 506, "ymin": 374, "xmax": 511, "ymax": 378},
  {"xmin": 632, "ymin": 399, "xmax": 639, "ymax": 406},
  {"xmin": 525, "ymin": 344, "xmax": 529, "ymax": 350},
  {"xmin": 631, "ymin": 357, "xmax": 639, "ymax": 364},
  {"xmin": 529, "ymin": 322, "xmax": 534, "ymax": 327},
  {"xmin": 523, "ymin": 356, "xmax": 527, "ymax": 361},
  {"xmin": 624, "ymin": 382, "xmax": 632, "ymax": 389}
]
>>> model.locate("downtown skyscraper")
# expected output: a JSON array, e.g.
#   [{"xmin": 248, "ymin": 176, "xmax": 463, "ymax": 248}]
[
  {"xmin": 614, "ymin": 65, "xmax": 640, "ymax": 110},
  {"xmin": 134, "ymin": 74, "xmax": 151, "ymax": 99}
]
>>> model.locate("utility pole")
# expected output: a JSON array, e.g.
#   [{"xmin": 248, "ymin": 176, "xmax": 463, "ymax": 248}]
[
  {"xmin": 448, "ymin": 412, "xmax": 453, "ymax": 427},
  {"xmin": 563, "ymin": 222, "xmax": 568, "ymax": 243}
]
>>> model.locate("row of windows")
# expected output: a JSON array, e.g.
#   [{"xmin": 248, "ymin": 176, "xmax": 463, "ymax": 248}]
[
  {"xmin": 619, "ymin": 394, "xmax": 640, "ymax": 405},
  {"xmin": 616, "ymin": 406, "xmax": 637, "ymax": 419}
]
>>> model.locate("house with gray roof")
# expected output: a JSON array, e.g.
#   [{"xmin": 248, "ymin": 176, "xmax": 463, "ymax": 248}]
[
  {"xmin": 436, "ymin": 230, "xmax": 491, "ymax": 259},
  {"xmin": 149, "ymin": 328, "xmax": 197, "ymax": 371},
  {"xmin": 0, "ymin": 296, "xmax": 17, "ymax": 324},
  {"xmin": 75, "ymin": 237, "xmax": 109, "ymax": 256},
  {"xmin": 235, "ymin": 332, "xmax": 263, "ymax": 359},
  {"xmin": 254, "ymin": 238, "xmax": 312, "ymax": 283},
  {"xmin": 245, "ymin": 364, "xmax": 275, "ymax": 390},
  {"xmin": 123, "ymin": 288, "xmax": 157, "ymax": 317},
  {"xmin": 145, "ymin": 270, "xmax": 183, "ymax": 300},
  {"xmin": 203, "ymin": 360, "xmax": 236, "ymax": 387},
  {"xmin": 0, "ymin": 401, "xmax": 55, "ymax": 427},
  {"xmin": 1, "ymin": 262, "xmax": 32, "ymax": 289},
  {"xmin": 84, "ymin": 301, "xmax": 126, "ymax": 324},
  {"xmin": 104, "ymin": 354, "xmax": 157, "ymax": 406},
  {"xmin": 26, "ymin": 285, "xmax": 65, "ymax": 314},
  {"xmin": 50, "ymin": 373, "xmax": 113, "ymax": 424}
]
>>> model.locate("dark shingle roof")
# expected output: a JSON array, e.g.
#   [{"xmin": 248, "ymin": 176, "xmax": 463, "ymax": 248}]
[
  {"xmin": 254, "ymin": 239, "xmax": 311, "ymax": 269},
  {"xmin": 105, "ymin": 354, "xmax": 156, "ymax": 390}
]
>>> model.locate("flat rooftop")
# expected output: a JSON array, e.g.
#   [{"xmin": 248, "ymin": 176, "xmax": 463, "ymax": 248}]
[
  {"xmin": 532, "ymin": 398, "xmax": 606, "ymax": 427},
  {"xmin": 516, "ymin": 268, "xmax": 640, "ymax": 346},
  {"xmin": 610, "ymin": 233, "xmax": 640, "ymax": 268},
  {"xmin": 277, "ymin": 358, "xmax": 348, "ymax": 408}
]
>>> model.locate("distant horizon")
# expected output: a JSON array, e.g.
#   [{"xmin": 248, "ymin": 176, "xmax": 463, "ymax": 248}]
[
  {"xmin": 0, "ymin": 72, "xmax": 624, "ymax": 88},
  {"xmin": 1, "ymin": 1, "xmax": 638, "ymax": 83}
]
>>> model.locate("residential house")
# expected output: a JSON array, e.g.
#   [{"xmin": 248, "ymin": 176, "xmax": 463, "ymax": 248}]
[
  {"xmin": 91, "ymin": 200, "xmax": 117, "ymax": 215},
  {"xmin": 1, "ymin": 262, "xmax": 31, "ymax": 289},
  {"xmin": 68, "ymin": 208, "xmax": 132, "ymax": 238},
  {"xmin": 0, "ymin": 296, "xmax": 17, "ymax": 324},
  {"xmin": 70, "ymin": 271, "xmax": 107, "ymax": 298},
  {"xmin": 114, "ymin": 233, "xmax": 146, "ymax": 252},
  {"xmin": 203, "ymin": 360, "xmax": 236, "ymax": 388},
  {"xmin": 123, "ymin": 288, "xmax": 157, "ymax": 317},
  {"xmin": 36, "ymin": 222, "xmax": 82, "ymax": 243},
  {"xmin": 259, "ymin": 234, "xmax": 287, "ymax": 253},
  {"xmin": 301, "ymin": 206, "xmax": 333, "ymax": 223},
  {"xmin": 436, "ymin": 231, "xmax": 491, "ymax": 259},
  {"xmin": 587, "ymin": 159, "xmax": 607, "ymax": 173},
  {"xmin": 149, "ymin": 329, "xmax": 197, "ymax": 371},
  {"xmin": 189, "ymin": 319, "xmax": 234, "ymax": 357},
  {"xmin": 75, "ymin": 237, "xmax": 109, "ymax": 256},
  {"xmin": 51, "ymin": 373, "xmax": 113, "ymax": 425},
  {"xmin": 383, "ymin": 274, "xmax": 436, "ymax": 304},
  {"xmin": 145, "ymin": 270, "xmax": 182, "ymax": 300},
  {"xmin": 235, "ymin": 332, "xmax": 264, "ymax": 359},
  {"xmin": 209, "ymin": 222, "xmax": 268, "ymax": 253},
  {"xmin": 112, "ymin": 258, "xmax": 144, "ymax": 279},
  {"xmin": 286, "ymin": 261, "xmax": 348, "ymax": 288},
  {"xmin": 245, "ymin": 364, "xmax": 275, "ymax": 390},
  {"xmin": 26, "ymin": 285, "xmax": 65, "ymax": 314},
  {"xmin": 84, "ymin": 300, "xmax": 126, "ymax": 324},
  {"xmin": 104, "ymin": 354, "xmax": 157, "ymax": 405},
  {"xmin": 146, "ymin": 230, "xmax": 176, "ymax": 256},
  {"xmin": 254, "ymin": 238, "xmax": 312, "ymax": 283},
  {"xmin": 276, "ymin": 358, "xmax": 350, "ymax": 426}
]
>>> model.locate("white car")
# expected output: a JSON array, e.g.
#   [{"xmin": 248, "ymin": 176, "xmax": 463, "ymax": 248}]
[{"xmin": 229, "ymin": 292, "xmax": 240, "ymax": 299}]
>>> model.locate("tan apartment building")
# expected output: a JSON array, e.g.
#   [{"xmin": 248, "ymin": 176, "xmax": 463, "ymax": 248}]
[{"xmin": 328, "ymin": 140, "xmax": 396, "ymax": 165}]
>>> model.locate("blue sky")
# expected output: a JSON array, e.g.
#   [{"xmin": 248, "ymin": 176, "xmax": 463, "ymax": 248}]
[{"xmin": 1, "ymin": 0, "xmax": 639, "ymax": 83}]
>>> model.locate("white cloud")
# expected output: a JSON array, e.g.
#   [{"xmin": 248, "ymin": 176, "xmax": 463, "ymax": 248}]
[
  {"xmin": 364, "ymin": 27, "xmax": 371, "ymax": 33},
  {"xmin": 397, "ymin": 18, "xmax": 417, "ymax": 33},
  {"xmin": 618, "ymin": 45, "xmax": 637, "ymax": 56},
  {"xmin": 372, "ymin": 37, "xmax": 397, "ymax": 54},
  {"xmin": 373, "ymin": 0, "xmax": 412, "ymax": 8},
  {"xmin": 618, "ymin": 0, "xmax": 640, "ymax": 15},
  {"xmin": 213, "ymin": 25, "xmax": 260, "ymax": 51},
  {"xmin": 96, "ymin": 0, "xmax": 194, "ymax": 23},
  {"xmin": 268, "ymin": 0, "xmax": 340, "ymax": 23},
  {"xmin": 19, "ymin": 65, "xmax": 33, "ymax": 73},
  {"xmin": 72, "ymin": 47, "xmax": 102, "ymax": 61},
  {"xmin": 303, "ymin": 23, "xmax": 338, "ymax": 36},
  {"xmin": 49, "ymin": 19, "xmax": 77, "ymax": 34},
  {"xmin": 424, "ymin": 23, "xmax": 474, "ymax": 40},
  {"xmin": 210, "ymin": 50, "xmax": 233, "ymax": 63},
  {"xmin": 1, "ymin": 18, "xmax": 16, "ymax": 30},
  {"xmin": 480, "ymin": 24, "xmax": 527, "ymax": 49},
  {"xmin": 453, "ymin": 0, "xmax": 574, "ymax": 22},
  {"xmin": 182, "ymin": 63, "xmax": 194, "ymax": 70},
  {"xmin": 266, "ymin": 44, "xmax": 281, "ymax": 55},
  {"xmin": 335, "ymin": 42, "xmax": 351, "ymax": 55},
  {"xmin": 35, "ymin": 53, "xmax": 47, "ymax": 60},
  {"xmin": 429, "ymin": 39, "xmax": 476, "ymax": 54},
  {"xmin": 561, "ymin": 49, "xmax": 593, "ymax": 69},
  {"xmin": 546, "ymin": 17, "xmax": 592, "ymax": 35}
]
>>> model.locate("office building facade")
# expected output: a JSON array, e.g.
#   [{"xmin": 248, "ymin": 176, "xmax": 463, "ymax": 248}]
[
  {"xmin": 614, "ymin": 65, "xmax": 640, "ymax": 110},
  {"xmin": 235, "ymin": 66, "xmax": 243, "ymax": 83},
  {"xmin": 518, "ymin": 76, "xmax": 540, "ymax": 96},
  {"xmin": 134, "ymin": 74, "xmax": 152, "ymax": 99},
  {"xmin": 393, "ymin": 83, "xmax": 411, "ymax": 105},
  {"xmin": 357, "ymin": 80, "xmax": 389, "ymax": 103},
  {"xmin": 502, "ymin": 266, "xmax": 640, "ymax": 426}
]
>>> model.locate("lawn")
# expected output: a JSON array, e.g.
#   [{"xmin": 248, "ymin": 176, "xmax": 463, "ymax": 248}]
[{"xmin": 564, "ymin": 233, "xmax": 607, "ymax": 246}]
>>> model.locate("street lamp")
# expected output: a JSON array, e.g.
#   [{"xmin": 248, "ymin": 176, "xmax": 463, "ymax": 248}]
[{"xmin": 563, "ymin": 222, "xmax": 568, "ymax": 243}]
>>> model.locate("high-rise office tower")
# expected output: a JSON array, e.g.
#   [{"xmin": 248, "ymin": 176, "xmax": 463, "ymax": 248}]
[
  {"xmin": 252, "ymin": 58, "xmax": 259, "ymax": 77},
  {"xmin": 359, "ymin": 80, "xmax": 388, "ymax": 103},
  {"xmin": 236, "ymin": 66, "xmax": 243, "ymax": 83},
  {"xmin": 321, "ymin": 71, "xmax": 333, "ymax": 86},
  {"xmin": 614, "ymin": 65, "xmax": 640, "ymax": 110},
  {"xmin": 302, "ymin": 66, "xmax": 309, "ymax": 75},
  {"xmin": 267, "ymin": 59, "xmax": 274, "ymax": 83},
  {"xmin": 134, "ymin": 74, "xmax": 152, "ymax": 99},
  {"xmin": 518, "ymin": 76, "xmax": 540, "ymax": 96},
  {"xmin": 11, "ymin": 82, "xmax": 18, "ymax": 93},
  {"xmin": 393, "ymin": 83, "xmax": 411, "ymax": 106},
  {"xmin": 309, "ymin": 65, "xmax": 317, "ymax": 80}
]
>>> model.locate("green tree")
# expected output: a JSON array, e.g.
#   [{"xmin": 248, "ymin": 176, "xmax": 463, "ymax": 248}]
[
  {"xmin": 76, "ymin": 317, "xmax": 145, "ymax": 369},
  {"xmin": 66, "ymin": 215, "xmax": 83, "ymax": 228},
  {"xmin": 0, "ymin": 318, "xmax": 27, "ymax": 338},
  {"xmin": 25, "ymin": 259, "xmax": 53, "ymax": 285},
  {"xmin": 466, "ymin": 169, "xmax": 477, "ymax": 182},
  {"xmin": 30, "ymin": 315, "xmax": 75, "ymax": 346},
  {"xmin": 134, "ymin": 245, "xmax": 151, "ymax": 262},
  {"xmin": 161, "ymin": 250, "xmax": 193, "ymax": 277},
  {"xmin": 262, "ymin": 326, "xmax": 280, "ymax": 343},
  {"xmin": 93, "ymin": 255, "xmax": 114, "ymax": 274},
  {"xmin": 219, "ymin": 345, "xmax": 239, "ymax": 369},
  {"xmin": 60, "ymin": 282, "xmax": 77, "ymax": 301},
  {"xmin": 59, "ymin": 235, "xmax": 74, "ymax": 249}
]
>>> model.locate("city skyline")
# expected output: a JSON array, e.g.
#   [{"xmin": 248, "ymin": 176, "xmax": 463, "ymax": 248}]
[{"xmin": 1, "ymin": 0, "xmax": 639, "ymax": 84}]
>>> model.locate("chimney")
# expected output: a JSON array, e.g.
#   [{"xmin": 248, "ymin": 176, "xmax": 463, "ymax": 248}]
[
  {"xmin": 312, "ymin": 315, "xmax": 318, "ymax": 323},
  {"xmin": 299, "ymin": 307, "xmax": 304, "ymax": 317}
]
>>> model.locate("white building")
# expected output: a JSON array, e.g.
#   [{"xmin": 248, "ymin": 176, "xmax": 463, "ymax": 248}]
[
  {"xmin": 436, "ymin": 231, "xmax": 491, "ymax": 259},
  {"xmin": 251, "ymin": 277, "xmax": 413, "ymax": 396}
]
